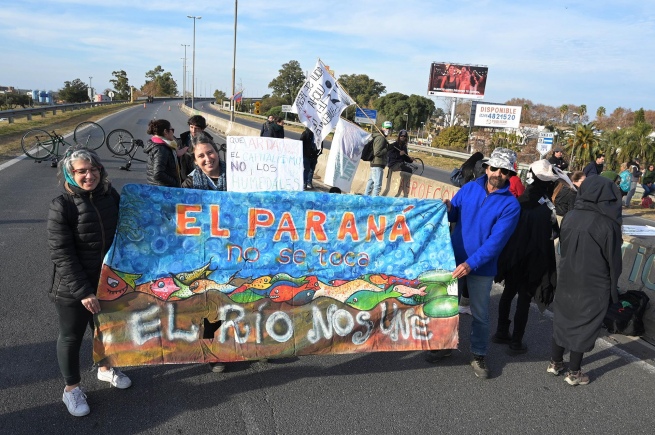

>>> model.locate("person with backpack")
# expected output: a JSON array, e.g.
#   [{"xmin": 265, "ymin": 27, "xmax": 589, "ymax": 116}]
[
  {"xmin": 364, "ymin": 121, "xmax": 392, "ymax": 196},
  {"xmin": 48, "ymin": 147, "xmax": 132, "ymax": 417},
  {"xmin": 451, "ymin": 152, "xmax": 485, "ymax": 187},
  {"xmin": 301, "ymin": 127, "xmax": 322, "ymax": 190},
  {"xmin": 493, "ymin": 160, "xmax": 561, "ymax": 355}
]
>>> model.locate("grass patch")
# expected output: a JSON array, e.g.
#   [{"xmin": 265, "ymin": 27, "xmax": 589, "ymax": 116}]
[{"xmin": 0, "ymin": 103, "xmax": 138, "ymax": 162}]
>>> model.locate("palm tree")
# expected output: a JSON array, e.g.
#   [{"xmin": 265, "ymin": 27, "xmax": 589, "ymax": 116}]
[
  {"xmin": 632, "ymin": 122, "xmax": 654, "ymax": 161},
  {"xmin": 596, "ymin": 106, "xmax": 606, "ymax": 119},
  {"xmin": 559, "ymin": 104, "xmax": 568, "ymax": 124},
  {"xmin": 569, "ymin": 123, "xmax": 599, "ymax": 170},
  {"xmin": 579, "ymin": 104, "xmax": 587, "ymax": 118}
]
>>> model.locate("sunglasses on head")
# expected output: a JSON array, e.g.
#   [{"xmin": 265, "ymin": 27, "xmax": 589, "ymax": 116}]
[{"xmin": 489, "ymin": 166, "xmax": 510, "ymax": 176}]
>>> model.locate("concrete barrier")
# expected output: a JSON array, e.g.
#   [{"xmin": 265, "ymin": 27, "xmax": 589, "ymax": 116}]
[{"xmin": 184, "ymin": 104, "xmax": 655, "ymax": 345}]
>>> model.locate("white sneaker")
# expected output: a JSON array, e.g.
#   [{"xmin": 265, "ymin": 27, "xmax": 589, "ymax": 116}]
[
  {"xmin": 97, "ymin": 368, "xmax": 132, "ymax": 389},
  {"xmin": 62, "ymin": 386, "xmax": 90, "ymax": 417},
  {"xmin": 459, "ymin": 305, "xmax": 472, "ymax": 315}
]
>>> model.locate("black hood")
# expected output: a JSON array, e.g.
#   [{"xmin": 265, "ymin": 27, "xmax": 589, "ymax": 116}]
[{"xmin": 574, "ymin": 175, "xmax": 622, "ymax": 225}]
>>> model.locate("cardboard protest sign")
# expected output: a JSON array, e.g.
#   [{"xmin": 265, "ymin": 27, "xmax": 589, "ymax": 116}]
[
  {"xmin": 94, "ymin": 184, "xmax": 458, "ymax": 367},
  {"xmin": 226, "ymin": 136, "xmax": 303, "ymax": 192}
]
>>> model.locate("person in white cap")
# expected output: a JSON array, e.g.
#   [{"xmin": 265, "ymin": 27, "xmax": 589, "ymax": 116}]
[
  {"xmin": 426, "ymin": 147, "xmax": 520, "ymax": 379},
  {"xmin": 493, "ymin": 159, "xmax": 564, "ymax": 355}
]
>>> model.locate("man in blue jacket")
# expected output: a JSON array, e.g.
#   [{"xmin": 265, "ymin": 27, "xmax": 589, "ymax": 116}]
[{"xmin": 426, "ymin": 147, "xmax": 521, "ymax": 379}]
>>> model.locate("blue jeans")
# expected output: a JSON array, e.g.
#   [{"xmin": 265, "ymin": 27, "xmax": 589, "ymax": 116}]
[
  {"xmin": 303, "ymin": 157, "xmax": 318, "ymax": 186},
  {"xmin": 625, "ymin": 181, "xmax": 638, "ymax": 206},
  {"xmin": 642, "ymin": 183, "xmax": 654, "ymax": 198},
  {"xmin": 364, "ymin": 166, "xmax": 384, "ymax": 196},
  {"xmin": 465, "ymin": 274, "xmax": 495, "ymax": 356}
]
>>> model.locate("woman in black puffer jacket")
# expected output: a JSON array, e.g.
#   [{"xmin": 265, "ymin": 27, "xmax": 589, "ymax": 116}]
[{"xmin": 47, "ymin": 147, "xmax": 131, "ymax": 417}]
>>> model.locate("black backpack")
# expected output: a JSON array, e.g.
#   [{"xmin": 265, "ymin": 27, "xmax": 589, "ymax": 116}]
[
  {"xmin": 603, "ymin": 290, "xmax": 650, "ymax": 336},
  {"xmin": 360, "ymin": 137, "xmax": 375, "ymax": 161},
  {"xmin": 450, "ymin": 168, "xmax": 464, "ymax": 187}
]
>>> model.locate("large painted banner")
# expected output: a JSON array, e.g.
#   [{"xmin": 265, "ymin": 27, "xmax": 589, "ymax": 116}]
[{"xmin": 94, "ymin": 184, "xmax": 458, "ymax": 367}]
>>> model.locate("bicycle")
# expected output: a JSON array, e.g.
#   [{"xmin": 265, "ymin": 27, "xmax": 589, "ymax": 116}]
[
  {"xmin": 21, "ymin": 121, "xmax": 105, "ymax": 166},
  {"xmin": 387, "ymin": 157, "xmax": 425, "ymax": 179},
  {"xmin": 105, "ymin": 128, "xmax": 145, "ymax": 171},
  {"xmin": 404, "ymin": 157, "xmax": 424, "ymax": 176}
]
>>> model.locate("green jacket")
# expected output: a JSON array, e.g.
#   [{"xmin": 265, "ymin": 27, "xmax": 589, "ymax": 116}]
[
  {"xmin": 370, "ymin": 133, "xmax": 389, "ymax": 168},
  {"xmin": 643, "ymin": 169, "xmax": 655, "ymax": 185}
]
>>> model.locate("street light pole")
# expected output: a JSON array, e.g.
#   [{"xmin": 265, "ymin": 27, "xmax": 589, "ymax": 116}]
[
  {"xmin": 403, "ymin": 113, "xmax": 408, "ymax": 131},
  {"xmin": 230, "ymin": 0, "xmax": 238, "ymax": 123},
  {"xmin": 187, "ymin": 15, "xmax": 201, "ymax": 109},
  {"xmin": 181, "ymin": 44, "xmax": 189, "ymax": 106},
  {"xmin": 89, "ymin": 76, "xmax": 93, "ymax": 101}
]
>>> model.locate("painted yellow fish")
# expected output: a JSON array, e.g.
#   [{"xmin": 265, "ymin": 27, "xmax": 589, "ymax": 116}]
[{"xmin": 173, "ymin": 260, "xmax": 214, "ymax": 286}]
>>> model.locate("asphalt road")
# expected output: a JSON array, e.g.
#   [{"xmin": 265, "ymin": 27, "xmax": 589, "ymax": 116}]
[{"xmin": 1, "ymin": 100, "xmax": 654, "ymax": 434}]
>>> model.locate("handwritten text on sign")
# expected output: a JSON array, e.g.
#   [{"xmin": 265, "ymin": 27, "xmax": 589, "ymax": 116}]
[{"xmin": 226, "ymin": 136, "xmax": 303, "ymax": 192}]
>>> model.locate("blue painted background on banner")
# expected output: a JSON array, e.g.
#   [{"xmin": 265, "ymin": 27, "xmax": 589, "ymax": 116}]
[{"xmin": 106, "ymin": 184, "xmax": 455, "ymax": 284}]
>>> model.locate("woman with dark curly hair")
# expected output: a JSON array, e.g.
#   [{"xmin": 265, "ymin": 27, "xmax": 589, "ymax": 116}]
[{"xmin": 144, "ymin": 118, "xmax": 186, "ymax": 187}]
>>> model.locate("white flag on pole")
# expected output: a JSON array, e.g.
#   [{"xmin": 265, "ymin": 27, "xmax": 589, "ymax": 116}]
[
  {"xmin": 323, "ymin": 118, "xmax": 371, "ymax": 192},
  {"xmin": 291, "ymin": 59, "xmax": 354, "ymax": 147}
]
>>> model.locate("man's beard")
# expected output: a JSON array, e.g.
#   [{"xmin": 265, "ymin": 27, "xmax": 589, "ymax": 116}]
[{"xmin": 488, "ymin": 175, "xmax": 506, "ymax": 188}]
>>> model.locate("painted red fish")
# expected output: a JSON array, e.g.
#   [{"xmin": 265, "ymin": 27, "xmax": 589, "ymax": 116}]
[
  {"xmin": 268, "ymin": 276, "xmax": 320, "ymax": 303},
  {"xmin": 149, "ymin": 277, "xmax": 180, "ymax": 300}
]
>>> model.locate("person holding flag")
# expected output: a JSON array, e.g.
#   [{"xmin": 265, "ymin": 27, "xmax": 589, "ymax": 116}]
[{"xmin": 364, "ymin": 121, "xmax": 392, "ymax": 196}]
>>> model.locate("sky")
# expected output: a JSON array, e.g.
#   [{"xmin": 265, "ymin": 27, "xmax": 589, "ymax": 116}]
[{"xmin": 2, "ymin": 0, "xmax": 655, "ymax": 120}]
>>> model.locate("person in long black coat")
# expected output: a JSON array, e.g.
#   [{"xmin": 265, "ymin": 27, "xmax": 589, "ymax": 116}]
[
  {"xmin": 548, "ymin": 175, "xmax": 623, "ymax": 386},
  {"xmin": 493, "ymin": 160, "xmax": 559, "ymax": 354}
]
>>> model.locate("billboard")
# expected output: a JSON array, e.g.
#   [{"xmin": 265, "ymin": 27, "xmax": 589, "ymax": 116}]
[
  {"xmin": 473, "ymin": 103, "xmax": 522, "ymax": 129},
  {"xmin": 427, "ymin": 62, "xmax": 488, "ymax": 100}
]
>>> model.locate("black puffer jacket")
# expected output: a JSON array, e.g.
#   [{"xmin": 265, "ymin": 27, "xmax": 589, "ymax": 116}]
[
  {"xmin": 144, "ymin": 137, "xmax": 181, "ymax": 187},
  {"xmin": 47, "ymin": 182, "xmax": 120, "ymax": 306}
]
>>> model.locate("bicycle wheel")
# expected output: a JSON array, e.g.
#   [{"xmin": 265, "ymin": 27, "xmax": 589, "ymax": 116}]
[
  {"xmin": 106, "ymin": 129, "xmax": 135, "ymax": 156},
  {"xmin": 74, "ymin": 121, "xmax": 105, "ymax": 150},
  {"xmin": 412, "ymin": 157, "xmax": 424, "ymax": 176},
  {"xmin": 21, "ymin": 129, "xmax": 55, "ymax": 160}
]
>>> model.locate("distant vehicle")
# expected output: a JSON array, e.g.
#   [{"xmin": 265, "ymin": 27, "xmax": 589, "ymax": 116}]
[{"xmin": 0, "ymin": 118, "xmax": 8, "ymax": 122}]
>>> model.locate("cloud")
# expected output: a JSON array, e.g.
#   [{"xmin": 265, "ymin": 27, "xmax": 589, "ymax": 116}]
[{"xmin": 2, "ymin": 0, "xmax": 655, "ymax": 117}]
